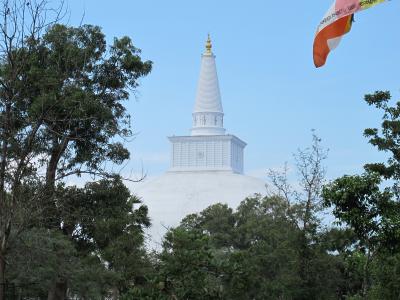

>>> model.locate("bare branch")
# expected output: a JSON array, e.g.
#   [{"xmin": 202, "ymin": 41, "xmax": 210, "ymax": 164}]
[{"xmin": 267, "ymin": 162, "xmax": 293, "ymax": 206}]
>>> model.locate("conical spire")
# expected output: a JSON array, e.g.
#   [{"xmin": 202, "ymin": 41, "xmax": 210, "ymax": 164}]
[
  {"xmin": 191, "ymin": 35, "xmax": 225, "ymax": 136},
  {"xmin": 205, "ymin": 33, "xmax": 212, "ymax": 55}
]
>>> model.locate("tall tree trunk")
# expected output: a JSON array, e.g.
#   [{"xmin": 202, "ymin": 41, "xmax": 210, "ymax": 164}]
[
  {"xmin": 362, "ymin": 249, "xmax": 372, "ymax": 299},
  {"xmin": 48, "ymin": 279, "xmax": 67, "ymax": 300},
  {"xmin": 43, "ymin": 136, "xmax": 68, "ymax": 228},
  {"xmin": 43, "ymin": 153, "xmax": 60, "ymax": 228},
  {"xmin": 299, "ymin": 232, "xmax": 310, "ymax": 293},
  {"xmin": 0, "ymin": 103, "xmax": 11, "ymax": 300},
  {"xmin": 46, "ymin": 138, "xmax": 69, "ymax": 300},
  {"xmin": 0, "ymin": 253, "xmax": 5, "ymax": 300}
]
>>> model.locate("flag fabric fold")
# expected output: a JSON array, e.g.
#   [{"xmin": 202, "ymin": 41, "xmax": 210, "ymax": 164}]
[{"xmin": 313, "ymin": 0, "xmax": 386, "ymax": 68}]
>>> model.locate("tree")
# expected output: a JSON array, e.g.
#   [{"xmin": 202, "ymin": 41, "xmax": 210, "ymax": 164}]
[
  {"xmin": 268, "ymin": 133, "xmax": 327, "ymax": 234},
  {"xmin": 137, "ymin": 135, "xmax": 344, "ymax": 300},
  {"xmin": 182, "ymin": 203, "xmax": 236, "ymax": 249},
  {"xmin": 142, "ymin": 194, "xmax": 349, "ymax": 300},
  {"xmin": 267, "ymin": 133, "xmax": 328, "ymax": 297},
  {"xmin": 318, "ymin": 227, "xmax": 364, "ymax": 298},
  {"xmin": 0, "ymin": 1, "xmax": 152, "ymax": 299},
  {"xmin": 7, "ymin": 178, "xmax": 151, "ymax": 299},
  {"xmin": 323, "ymin": 90, "xmax": 400, "ymax": 298},
  {"xmin": 0, "ymin": 2, "xmax": 67, "ymax": 298},
  {"xmin": 159, "ymin": 226, "xmax": 224, "ymax": 300},
  {"xmin": 226, "ymin": 196, "xmax": 303, "ymax": 300},
  {"xmin": 71, "ymin": 178, "xmax": 150, "ymax": 296},
  {"xmin": 7, "ymin": 227, "xmax": 109, "ymax": 299},
  {"xmin": 368, "ymin": 252, "xmax": 400, "ymax": 299}
]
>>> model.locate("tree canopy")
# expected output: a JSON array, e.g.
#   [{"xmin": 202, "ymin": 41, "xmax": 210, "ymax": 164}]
[
  {"xmin": 1, "ymin": 1, "xmax": 400, "ymax": 300},
  {"xmin": 0, "ymin": 1, "xmax": 152, "ymax": 299},
  {"xmin": 323, "ymin": 90, "xmax": 400, "ymax": 298}
]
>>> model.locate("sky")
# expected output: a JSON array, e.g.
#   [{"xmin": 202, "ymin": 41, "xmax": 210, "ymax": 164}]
[{"xmin": 66, "ymin": 0, "xmax": 400, "ymax": 183}]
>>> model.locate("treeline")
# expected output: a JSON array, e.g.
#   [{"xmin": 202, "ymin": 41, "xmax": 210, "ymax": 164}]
[{"xmin": 126, "ymin": 116, "xmax": 400, "ymax": 300}]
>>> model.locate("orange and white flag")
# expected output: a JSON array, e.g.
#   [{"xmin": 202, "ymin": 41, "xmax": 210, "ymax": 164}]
[{"xmin": 313, "ymin": 0, "xmax": 386, "ymax": 68}]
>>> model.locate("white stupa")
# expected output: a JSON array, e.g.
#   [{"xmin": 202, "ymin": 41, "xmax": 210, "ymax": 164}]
[{"xmin": 135, "ymin": 36, "xmax": 266, "ymax": 244}]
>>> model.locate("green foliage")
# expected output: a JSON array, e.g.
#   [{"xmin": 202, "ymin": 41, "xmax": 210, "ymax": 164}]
[
  {"xmin": 7, "ymin": 228, "xmax": 77, "ymax": 298},
  {"xmin": 323, "ymin": 173, "xmax": 394, "ymax": 248},
  {"xmin": 124, "ymin": 134, "xmax": 367, "ymax": 299},
  {"xmin": 5, "ymin": 5, "xmax": 400, "ymax": 299},
  {"xmin": 160, "ymin": 227, "xmax": 224, "ymax": 299},
  {"xmin": 369, "ymin": 252, "xmax": 400, "ymax": 299},
  {"xmin": 187, "ymin": 203, "xmax": 236, "ymax": 248},
  {"xmin": 6, "ymin": 178, "xmax": 150, "ymax": 298},
  {"xmin": 322, "ymin": 90, "xmax": 400, "ymax": 298},
  {"xmin": 7, "ymin": 20, "xmax": 151, "ymax": 299},
  {"xmin": 0, "ymin": 7, "xmax": 152, "ymax": 298},
  {"xmin": 25, "ymin": 24, "xmax": 152, "ymax": 176},
  {"xmin": 132, "ymin": 196, "xmax": 354, "ymax": 300}
]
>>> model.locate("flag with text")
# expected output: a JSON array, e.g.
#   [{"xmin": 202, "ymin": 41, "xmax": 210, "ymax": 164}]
[{"xmin": 313, "ymin": 0, "xmax": 386, "ymax": 68}]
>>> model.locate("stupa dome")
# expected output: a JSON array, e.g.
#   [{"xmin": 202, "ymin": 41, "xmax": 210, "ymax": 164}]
[{"xmin": 134, "ymin": 36, "xmax": 266, "ymax": 246}]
